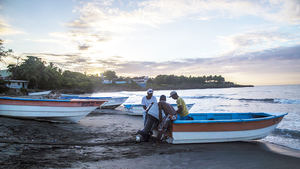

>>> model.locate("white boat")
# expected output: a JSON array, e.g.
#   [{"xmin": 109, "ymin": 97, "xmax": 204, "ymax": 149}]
[
  {"xmin": 0, "ymin": 97, "xmax": 106, "ymax": 123},
  {"xmin": 170, "ymin": 112, "xmax": 287, "ymax": 144},
  {"xmin": 28, "ymin": 90, "xmax": 52, "ymax": 96},
  {"xmin": 60, "ymin": 96, "xmax": 129, "ymax": 109},
  {"xmin": 124, "ymin": 103, "xmax": 195, "ymax": 116}
]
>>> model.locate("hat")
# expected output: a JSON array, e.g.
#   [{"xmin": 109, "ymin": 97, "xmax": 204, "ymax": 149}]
[
  {"xmin": 160, "ymin": 95, "xmax": 166, "ymax": 101},
  {"xmin": 169, "ymin": 91, "xmax": 177, "ymax": 97},
  {"xmin": 147, "ymin": 88, "xmax": 153, "ymax": 94}
]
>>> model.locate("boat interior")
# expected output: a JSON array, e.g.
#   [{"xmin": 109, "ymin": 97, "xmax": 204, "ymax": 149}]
[{"xmin": 188, "ymin": 113, "xmax": 271, "ymax": 121}]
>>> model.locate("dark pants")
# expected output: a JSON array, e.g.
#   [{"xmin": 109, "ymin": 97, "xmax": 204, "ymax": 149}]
[{"xmin": 139, "ymin": 114, "xmax": 159, "ymax": 141}]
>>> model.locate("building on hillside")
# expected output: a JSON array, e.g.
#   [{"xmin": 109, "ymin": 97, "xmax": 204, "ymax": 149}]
[
  {"xmin": 5, "ymin": 80, "xmax": 29, "ymax": 89},
  {"xmin": 115, "ymin": 80, "xmax": 127, "ymax": 84},
  {"xmin": 0, "ymin": 69, "xmax": 11, "ymax": 80},
  {"xmin": 102, "ymin": 79, "xmax": 113, "ymax": 84},
  {"xmin": 132, "ymin": 76, "xmax": 149, "ymax": 88}
]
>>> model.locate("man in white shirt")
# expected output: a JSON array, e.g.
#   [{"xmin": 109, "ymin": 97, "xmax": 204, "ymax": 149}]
[
  {"xmin": 141, "ymin": 88, "xmax": 158, "ymax": 125},
  {"xmin": 138, "ymin": 89, "xmax": 159, "ymax": 141}
]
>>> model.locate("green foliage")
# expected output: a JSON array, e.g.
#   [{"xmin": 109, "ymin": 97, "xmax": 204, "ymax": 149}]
[
  {"xmin": 6, "ymin": 55, "xmax": 247, "ymax": 93},
  {"xmin": 7, "ymin": 56, "xmax": 142, "ymax": 93},
  {"xmin": 0, "ymin": 39, "xmax": 13, "ymax": 62},
  {"xmin": 8, "ymin": 56, "xmax": 47, "ymax": 88},
  {"xmin": 0, "ymin": 79, "xmax": 9, "ymax": 93},
  {"xmin": 147, "ymin": 74, "xmax": 229, "ymax": 89},
  {"xmin": 103, "ymin": 70, "xmax": 117, "ymax": 80}
]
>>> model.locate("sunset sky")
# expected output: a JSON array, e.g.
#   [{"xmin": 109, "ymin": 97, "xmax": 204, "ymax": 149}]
[{"xmin": 0, "ymin": 0, "xmax": 299, "ymax": 85}]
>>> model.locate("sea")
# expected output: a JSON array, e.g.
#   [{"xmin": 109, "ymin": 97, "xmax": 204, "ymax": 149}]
[{"xmin": 92, "ymin": 85, "xmax": 300, "ymax": 151}]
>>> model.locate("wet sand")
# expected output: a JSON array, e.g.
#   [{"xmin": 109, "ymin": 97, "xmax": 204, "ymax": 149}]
[{"xmin": 0, "ymin": 109, "xmax": 299, "ymax": 169}]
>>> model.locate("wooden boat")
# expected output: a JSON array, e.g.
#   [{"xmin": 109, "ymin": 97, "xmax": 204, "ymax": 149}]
[
  {"xmin": 124, "ymin": 103, "xmax": 195, "ymax": 116},
  {"xmin": 60, "ymin": 96, "xmax": 128, "ymax": 109},
  {"xmin": 0, "ymin": 97, "xmax": 106, "ymax": 123},
  {"xmin": 28, "ymin": 90, "xmax": 52, "ymax": 96},
  {"xmin": 170, "ymin": 112, "xmax": 287, "ymax": 144}
]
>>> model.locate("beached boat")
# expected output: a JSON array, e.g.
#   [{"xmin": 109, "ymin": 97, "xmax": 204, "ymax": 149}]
[
  {"xmin": 60, "ymin": 96, "xmax": 128, "ymax": 109},
  {"xmin": 0, "ymin": 97, "xmax": 106, "ymax": 123},
  {"xmin": 170, "ymin": 112, "xmax": 287, "ymax": 144},
  {"xmin": 28, "ymin": 90, "xmax": 52, "ymax": 96},
  {"xmin": 124, "ymin": 103, "xmax": 195, "ymax": 116}
]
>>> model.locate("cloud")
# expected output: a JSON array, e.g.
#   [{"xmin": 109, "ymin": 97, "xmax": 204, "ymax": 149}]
[
  {"xmin": 218, "ymin": 28, "xmax": 300, "ymax": 55},
  {"xmin": 23, "ymin": 44, "xmax": 300, "ymax": 75},
  {"xmin": 78, "ymin": 44, "xmax": 90, "ymax": 50},
  {"xmin": 268, "ymin": 0, "xmax": 300, "ymax": 24},
  {"xmin": 19, "ymin": 44, "xmax": 300, "ymax": 84},
  {"xmin": 0, "ymin": 17, "xmax": 24, "ymax": 36},
  {"xmin": 60, "ymin": 0, "xmax": 300, "ymax": 54}
]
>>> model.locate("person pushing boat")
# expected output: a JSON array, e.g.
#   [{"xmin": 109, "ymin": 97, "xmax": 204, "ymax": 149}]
[
  {"xmin": 170, "ymin": 91, "xmax": 193, "ymax": 120},
  {"xmin": 136, "ymin": 89, "xmax": 160, "ymax": 142},
  {"xmin": 157, "ymin": 95, "xmax": 177, "ymax": 141},
  {"xmin": 141, "ymin": 89, "xmax": 157, "ymax": 126}
]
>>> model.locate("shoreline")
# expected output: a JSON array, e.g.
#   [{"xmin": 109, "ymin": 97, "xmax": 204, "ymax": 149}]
[
  {"xmin": 0, "ymin": 109, "xmax": 299, "ymax": 168},
  {"xmin": 79, "ymin": 84, "xmax": 255, "ymax": 94},
  {"xmin": 257, "ymin": 140, "xmax": 300, "ymax": 158},
  {"xmin": 16, "ymin": 84, "xmax": 254, "ymax": 95}
]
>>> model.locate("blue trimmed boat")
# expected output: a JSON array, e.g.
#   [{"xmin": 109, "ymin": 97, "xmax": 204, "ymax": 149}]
[
  {"xmin": 124, "ymin": 103, "xmax": 195, "ymax": 116},
  {"xmin": 60, "ymin": 96, "xmax": 129, "ymax": 109},
  {"xmin": 170, "ymin": 112, "xmax": 287, "ymax": 144}
]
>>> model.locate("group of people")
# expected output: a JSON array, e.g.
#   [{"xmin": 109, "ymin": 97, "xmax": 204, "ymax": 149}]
[{"xmin": 137, "ymin": 89, "xmax": 193, "ymax": 142}]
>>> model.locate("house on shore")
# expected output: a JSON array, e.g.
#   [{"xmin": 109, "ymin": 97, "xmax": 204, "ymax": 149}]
[
  {"xmin": 115, "ymin": 80, "xmax": 127, "ymax": 84},
  {"xmin": 132, "ymin": 76, "xmax": 148, "ymax": 88},
  {"xmin": 5, "ymin": 80, "xmax": 29, "ymax": 89},
  {"xmin": 102, "ymin": 78, "xmax": 129, "ymax": 85},
  {"xmin": 0, "ymin": 69, "xmax": 29, "ymax": 90},
  {"xmin": 102, "ymin": 79, "xmax": 113, "ymax": 84}
]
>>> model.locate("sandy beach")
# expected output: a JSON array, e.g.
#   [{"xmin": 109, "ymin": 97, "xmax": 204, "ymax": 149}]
[{"xmin": 0, "ymin": 109, "xmax": 299, "ymax": 169}]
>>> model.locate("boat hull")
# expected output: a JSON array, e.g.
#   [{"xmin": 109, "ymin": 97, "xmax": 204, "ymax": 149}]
[
  {"xmin": 100, "ymin": 97, "xmax": 129, "ymax": 109},
  {"xmin": 60, "ymin": 96, "xmax": 128, "ymax": 109},
  {"xmin": 0, "ymin": 97, "xmax": 106, "ymax": 123},
  {"xmin": 0, "ymin": 105, "xmax": 98, "ymax": 123},
  {"xmin": 170, "ymin": 113, "xmax": 286, "ymax": 144}
]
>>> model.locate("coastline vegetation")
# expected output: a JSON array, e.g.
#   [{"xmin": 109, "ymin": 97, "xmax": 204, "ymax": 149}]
[{"xmin": 4, "ymin": 56, "xmax": 252, "ymax": 94}]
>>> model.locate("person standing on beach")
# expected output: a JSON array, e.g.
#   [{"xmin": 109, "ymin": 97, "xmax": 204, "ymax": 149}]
[
  {"xmin": 170, "ymin": 91, "xmax": 193, "ymax": 120},
  {"xmin": 157, "ymin": 95, "xmax": 177, "ymax": 141},
  {"xmin": 138, "ymin": 89, "xmax": 160, "ymax": 141},
  {"xmin": 141, "ymin": 89, "xmax": 157, "ymax": 125}
]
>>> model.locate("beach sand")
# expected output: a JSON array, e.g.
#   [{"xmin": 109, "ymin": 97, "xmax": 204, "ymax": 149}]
[{"xmin": 0, "ymin": 109, "xmax": 299, "ymax": 169}]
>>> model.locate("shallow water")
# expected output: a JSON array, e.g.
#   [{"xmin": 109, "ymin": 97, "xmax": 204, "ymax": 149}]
[{"xmin": 92, "ymin": 85, "xmax": 300, "ymax": 150}]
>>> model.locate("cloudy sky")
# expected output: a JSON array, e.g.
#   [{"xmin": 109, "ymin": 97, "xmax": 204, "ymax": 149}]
[{"xmin": 0, "ymin": 0, "xmax": 300, "ymax": 85}]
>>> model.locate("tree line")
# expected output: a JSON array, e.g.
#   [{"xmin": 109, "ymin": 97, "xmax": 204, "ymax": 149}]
[
  {"xmin": 4, "ymin": 56, "xmax": 251, "ymax": 93},
  {"xmin": 146, "ymin": 74, "xmax": 245, "ymax": 90},
  {"xmin": 6, "ymin": 56, "xmax": 141, "ymax": 93}
]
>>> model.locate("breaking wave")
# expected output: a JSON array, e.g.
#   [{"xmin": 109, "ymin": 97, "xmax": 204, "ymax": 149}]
[
  {"xmin": 182, "ymin": 96, "xmax": 225, "ymax": 99},
  {"xmin": 238, "ymin": 98, "xmax": 300, "ymax": 104},
  {"xmin": 238, "ymin": 98, "xmax": 277, "ymax": 103},
  {"xmin": 182, "ymin": 95, "xmax": 300, "ymax": 104},
  {"xmin": 274, "ymin": 99, "xmax": 300, "ymax": 104},
  {"xmin": 271, "ymin": 128, "xmax": 300, "ymax": 140}
]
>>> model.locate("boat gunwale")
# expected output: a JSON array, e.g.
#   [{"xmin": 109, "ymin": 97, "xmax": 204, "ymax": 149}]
[
  {"xmin": 0, "ymin": 97, "xmax": 72, "ymax": 102},
  {"xmin": 0, "ymin": 97, "xmax": 107, "ymax": 103},
  {"xmin": 124, "ymin": 103, "xmax": 195, "ymax": 108},
  {"xmin": 60, "ymin": 96, "xmax": 129, "ymax": 100},
  {"xmin": 173, "ymin": 113, "xmax": 288, "ymax": 124}
]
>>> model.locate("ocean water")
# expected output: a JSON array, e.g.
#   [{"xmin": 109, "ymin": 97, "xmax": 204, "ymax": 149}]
[{"xmin": 92, "ymin": 85, "xmax": 300, "ymax": 150}]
